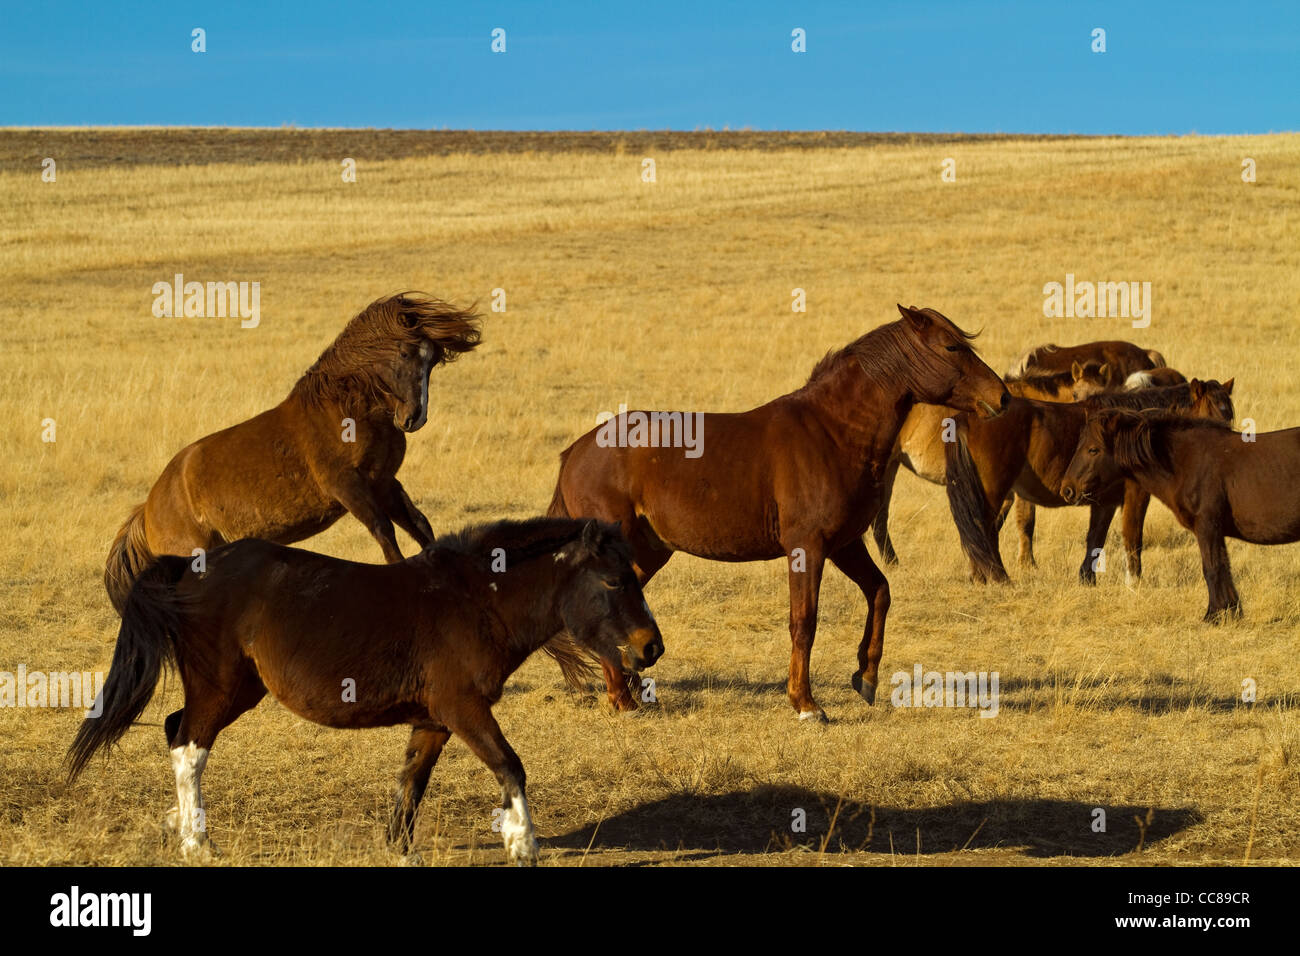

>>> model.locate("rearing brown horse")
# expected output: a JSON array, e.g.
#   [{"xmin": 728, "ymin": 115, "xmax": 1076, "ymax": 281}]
[
  {"xmin": 548, "ymin": 305, "xmax": 1010, "ymax": 721},
  {"xmin": 105, "ymin": 292, "xmax": 482, "ymax": 612}
]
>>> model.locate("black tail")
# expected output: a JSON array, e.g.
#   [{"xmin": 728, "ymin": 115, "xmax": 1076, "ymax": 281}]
[
  {"xmin": 67, "ymin": 555, "xmax": 189, "ymax": 780},
  {"xmin": 943, "ymin": 430, "xmax": 1009, "ymax": 584}
]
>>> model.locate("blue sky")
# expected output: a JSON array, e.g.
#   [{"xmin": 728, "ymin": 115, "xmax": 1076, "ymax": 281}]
[{"xmin": 1, "ymin": 1, "xmax": 1296, "ymax": 133}]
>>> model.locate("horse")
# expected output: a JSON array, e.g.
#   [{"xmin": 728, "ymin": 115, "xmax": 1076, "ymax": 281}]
[
  {"xmin": 869, "ymin": 358, "xmax": 1119, "ymax": 566},
  {"xmin": 943, "ymin": 379, "xmax": 1235, "ymax": 585},
  {"xmin": 104, "ymin": 292, "xmax": 482, "ymax": 613},
  {"xmin": 68, "ymin": 517, "xmax": 663, "ymax": 866},
  {"xmin": 1007, "ymin": 340, "xmax": 1166, "ymax": 381},
  {"xmin": 1060, "ymin": 410, "xmax": 1300, "ymax": 622},
  {"xmin": 546, "ymin": 305, "xmax": 1011, "ymax": 721}
]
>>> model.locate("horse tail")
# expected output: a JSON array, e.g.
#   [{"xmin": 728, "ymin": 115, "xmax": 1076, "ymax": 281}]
[
  {"xmin": 1146, "ymin": 349, "xmax": 1167, "ymax": 369},
  {"xmin": 546, "ymin": 447, "xmax": 573, "ymax": 518},
  {"xmin": 943, "ymin": 428, "xmax": 1008, "ymax": 583},
  {"xmin": 68, "ymin": 555, "xmax": 188, "ymax": 781},
  {"xmin": 105, "ymin": 504, "xmax": 154, "ymax": 615}
]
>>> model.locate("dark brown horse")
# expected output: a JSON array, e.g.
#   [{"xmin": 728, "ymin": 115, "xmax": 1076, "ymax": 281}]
[
  {"xmin": 944, "ymin": 379, "xmax": 1235, "ymax": 585},
  {"xmin": 1061, "ymin": 410, "xmax": 1300, "ymax": 621},
  {"xmin": 70, "ymin": 517, "xmax": 662, "ymax": 865},
  {"xmin": 548, "ymin": 305, "xmax": 1010, "ymax": 721},
  {"xmin": 105, "ymin": 293, "xmax": 482, "ymax": 612},
  {"xmin": 1008, "ymin": 340, "xmax": 1166, "ymax": 380}
]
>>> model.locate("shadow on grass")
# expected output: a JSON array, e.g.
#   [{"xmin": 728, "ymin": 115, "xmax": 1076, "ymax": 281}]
[
  {"xmin": 546, "ymin": 785, "xmax": 1202, "ymax": 860},
  {"xmin": 992, "ymin": 673, "xmax": 1284, "ymax": 714}
]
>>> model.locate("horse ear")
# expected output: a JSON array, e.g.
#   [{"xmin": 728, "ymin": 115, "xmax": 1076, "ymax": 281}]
[
  {"xmin": 1223, "ymin": 378, "xmax": 1234, "ymax": 395},
  {"xmin": 1188, "ymin": 379, "xmax": 1205, "ymax": 400},
  {"xmin": 1099, "ymin": 363, "xmax": 1111, "ymax": 383},
  {"xmin": 581, "ymin": 519, "xmax": 601, "ymax": 553},
  {"xmin": 898, "ymin": 305, "xmax": 928, "ymax": 332},
  {"xmin": 1071, "ymin": 360, "xmax": 1083, "ymax": 381}
]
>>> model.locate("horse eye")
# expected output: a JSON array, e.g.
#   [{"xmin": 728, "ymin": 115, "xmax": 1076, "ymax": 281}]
[
  {"xmin": 945, "ymin": 344, "xmax": 965, "ymax": 352},
  {"xmin": 1089, "ymin": 447, "xmax": 1099, "ymax": 455},
  {"xmin": 601, "ymin": 579, "xmax": 622, "ymax": 591}
]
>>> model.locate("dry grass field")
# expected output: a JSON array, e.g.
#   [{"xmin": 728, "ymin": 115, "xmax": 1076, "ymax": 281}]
[{"xmin": 1, "ymin": 130, "xmax": 1298, "ymax": 867}]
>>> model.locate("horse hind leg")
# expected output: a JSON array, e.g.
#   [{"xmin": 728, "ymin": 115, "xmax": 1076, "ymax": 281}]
[
  {"xmin": 165, "ymin": 669, "xmax": 266, "ymax": 861},
  {"xmin": 387, "ymin": 723, "xmax": 451, "ymax": 858}
]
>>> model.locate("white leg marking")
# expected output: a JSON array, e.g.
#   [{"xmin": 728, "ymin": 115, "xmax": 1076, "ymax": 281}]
[
  {"xmin": 170, "ymin": 743, "xmax": 211, "ymax": 860},
  {"xmin": 499, "ymin": 787, "xmax": 539, "ymax": 866}
]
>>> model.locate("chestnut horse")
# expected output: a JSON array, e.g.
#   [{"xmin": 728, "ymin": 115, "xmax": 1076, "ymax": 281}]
[
  {"xmin": 105, "ymin": 293, "xmax": 482, "ymax": 612},
  {"xmin": 1007, "ymin": 339, "xmax": 1166, "ymax": 380},
  {"xmin": 944, "ymin": 379, "xmax": 1235, "ymax": 585},
  {"xmin": 69, "ymin": 517, "xmax": 662, "ymax": 866},
  {"xmin": 1061, "ymin": 410, "xmax": 1300, "ymax": 621},
  {"xmin": 547, "ymin": 305, "xmax": 1010, "ymax": 721},
  {"xmin": 870, "ymin": 359, "xmax": 1120, "ymax": 565}
]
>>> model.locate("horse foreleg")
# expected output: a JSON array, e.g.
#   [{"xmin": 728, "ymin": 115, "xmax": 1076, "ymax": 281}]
[
  {"xmin": 1196, "ymin": 523, "xmax": 1242, "ymax": 622},
  {"xmin": 1121, "ymin": 481, "xmax": 1151, "ymax": 587},
  {"xmin": 599, "ymin": 534, "xmax": 670, "ymax": 713},
  {"xmin": 830, "ymin": 538, "xmax": 890, "ymax": 707},
  {"xmin": 388, "ymin": 723, "xmax": 451, "ymax": 855},
  {"xmin": 328, "ymin": 472, "xmax": 404, "ymax": 562},
  {"xmin": 1078, "ymin": 503, "xmax": 1117, "ymax": 585},
  {"xmin": 1078, "ymin": 504, "xmax": 1117, "ymax": 585},
  {"xmin": 1014, "ymin": 496, "xmax": 1037, "ymax": 568},
  {"xmin": 446, "ymin": 703, "xmax": 538, "ymax": 866},
  {"xmin": 785, "ymin": 544, "xmax": 826, "ymax": 721},
  {"xmin": 386, "ymin": 478, "xmax": 436, "ymax": 549}
]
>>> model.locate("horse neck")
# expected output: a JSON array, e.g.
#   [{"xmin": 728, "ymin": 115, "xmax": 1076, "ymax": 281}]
[
  {"xmin": 799, "ymin": 356, "xmax": 915, "ymax": 463},
  {"xmin": 484, "ymin": 553, "xmax": 570, "ymax": 664},
  {"xmin": 290, "ymin": 374, "xmax": 394, "ymax": 425}
]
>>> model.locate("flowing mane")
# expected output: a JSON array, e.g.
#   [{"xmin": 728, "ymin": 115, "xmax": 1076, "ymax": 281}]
[
  {"xmin": 1096, "ymin": 409, "xmax": 1234, "ymax": 474},
  {"xmin": 804, "ymin": 308, "xmax": 979, "ymax": 387},
  {"xmin": 293, "ymin": 292, "xmax": 482, "ymax": 406}
]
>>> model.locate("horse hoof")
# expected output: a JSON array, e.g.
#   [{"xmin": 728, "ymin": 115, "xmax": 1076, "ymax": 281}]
[
  {"xmin": 507, "ymin": 837, "xmax": 540, "ymax": 866},
  {"xmin": 851, "ymin": 673, "xmax": 876, "ymax": 705},
  {"xmin": 797, "ymin": 709, "xmax": 829, "ymax": 724},
  {"xmin": 179, "ymin": 836, "xmax": 212, "ymax": 863}
]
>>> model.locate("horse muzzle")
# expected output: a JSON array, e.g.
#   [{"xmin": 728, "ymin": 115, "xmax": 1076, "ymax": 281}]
[{"xmin": 621, "ymin": 630, "xmax": 664, "ymax": 670}]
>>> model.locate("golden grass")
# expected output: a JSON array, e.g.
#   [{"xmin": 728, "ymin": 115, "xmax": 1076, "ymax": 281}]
[{"xmin": 2, "ymin": 132, "xmax": 1299, "ymax": 866}]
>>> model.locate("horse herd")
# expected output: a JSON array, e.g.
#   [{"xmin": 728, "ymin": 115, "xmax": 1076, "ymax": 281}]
[{"xmin": 67, "ymin": 293, "xmax": 1299, "ymax": 865}]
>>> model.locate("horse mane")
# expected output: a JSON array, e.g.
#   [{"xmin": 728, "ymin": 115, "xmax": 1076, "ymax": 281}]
[
  {"xmin": 805, "ymin": 308, "xmax": 978, "ymax": 387},
  {"xmin": 1085, "ymin": 379, "xmax": 1234, "ymax": 421},
  {"xmin": 427, "ymin": 516, "xmax": 627, "ymax": 690},
  {"xmin": 292, "ymin": 292, "xmax": 482, "ymax": 407},
  {"xmin": 1084, "ymin": 382, "xmax": 1192, "ymax": 411},
  {"xmin": 1007, "ymin": 367, "xmax": 1075, "ymax": 392},
  {"xmin": 1098, "ymin": 409, "xmax": 1233, "ymax": 474},
  {"xmin": 430, "ymin": 516, "xmax": 631, "ymax": 566}
]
